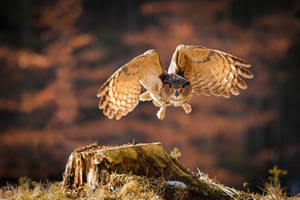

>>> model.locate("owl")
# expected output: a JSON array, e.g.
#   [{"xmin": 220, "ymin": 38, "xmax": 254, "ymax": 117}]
[{"xmin": 97, "ymin": 44, "xmax": 253, "ymax": 120}]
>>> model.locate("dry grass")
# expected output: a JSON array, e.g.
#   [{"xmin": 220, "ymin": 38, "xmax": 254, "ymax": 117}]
[
  {"xmin": 0, "ymin": 167, "xmax": 299, "ymax": 200},
  {"xmin": 0, "ymin": 174, "xmax": 167, "ymax": 200},
  {"xmin": 0, "ymin": 179, "xmax": 64, "ymax": 200}
]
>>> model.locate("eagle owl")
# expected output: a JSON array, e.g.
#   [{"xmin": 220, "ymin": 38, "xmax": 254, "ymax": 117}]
[{"xmin": 97, "ymin": 45, "xmax": 253, "ymax": 120}]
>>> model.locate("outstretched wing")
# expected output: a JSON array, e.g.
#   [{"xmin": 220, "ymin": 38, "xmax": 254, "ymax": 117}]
[
  {"xmin": 97, "ymin": 50, "xmax": 163, "ymax": 120},
  {"xmin": 168, "ymin": 45, "xmax": 253, "ymax": 98}
]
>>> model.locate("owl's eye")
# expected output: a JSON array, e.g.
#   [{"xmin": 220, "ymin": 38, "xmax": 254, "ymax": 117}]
[
  {"xmin": 169, "ymin": 88, "xmax": 174, "ymax": 93},
  {"xmin": 180, "ymin": 88, "xmax": 185, "ymax": 93}
]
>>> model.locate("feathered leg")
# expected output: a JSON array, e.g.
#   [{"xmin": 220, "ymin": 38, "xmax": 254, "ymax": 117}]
[
  {"xmin": 157, "ymin": 106, "xmax": 166, "ymax": 120},
  {"xmin": 140, "ymin": 91, "xmax": 152, "ymax": 101},
  {"xmin": 182, "ymin": 103, "xmax": 192, "ymax": 114}
]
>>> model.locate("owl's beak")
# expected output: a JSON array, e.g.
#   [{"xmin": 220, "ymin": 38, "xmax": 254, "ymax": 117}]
[{"xmin": 174, "ymin": 91, "xmax": 179, "ymax": 97}]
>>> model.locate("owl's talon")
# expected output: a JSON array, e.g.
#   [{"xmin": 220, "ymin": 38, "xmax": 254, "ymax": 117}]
[
  {"xmin": 140, "ymin": 91, "xmax": 152, "ymax": 101},
  {"xmin": 182, "ymin": 104, "xmax": 192, "ymax": 114},
  {"xmin": 157, "ymin": 107, "xmax": 166, "ymax": 120}
]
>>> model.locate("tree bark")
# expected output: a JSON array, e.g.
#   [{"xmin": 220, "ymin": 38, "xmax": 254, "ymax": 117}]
[
  {"xmin": 62, "ymin": 142, "xmax": 237, "ymax": 199},
  {"xmin": 63, "ymin": 142, "xmax": 201, "ymax": 188}
]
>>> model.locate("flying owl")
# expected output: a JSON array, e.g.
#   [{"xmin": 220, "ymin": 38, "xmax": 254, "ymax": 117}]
[{"xmin": 97, "ymin": 44, "xmax": 253, "ymax": 120}]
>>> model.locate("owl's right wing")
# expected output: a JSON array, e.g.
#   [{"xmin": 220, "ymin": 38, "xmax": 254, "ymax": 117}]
[
  {"xmin": 168, "ymin": 45, "xmax": 253, "ymax": 98},
  {"xmin": 97, "ymin": 50, "xmax": 163, "ymax": 120}
]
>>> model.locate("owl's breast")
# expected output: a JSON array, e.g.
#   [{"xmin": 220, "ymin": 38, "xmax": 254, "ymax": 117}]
[
  {"xmin": 149, "ymin": 90, "xmax": 173, "ymax": 107},
  {"xmin": 150, "ymin": 93, "xmax": 191, "ymax": 108},
  {"xmin": 160, "ymin": 90, "xmax": 192, "ymax": 107},
  {"xmin": 168, "ymin": 95, "xmax": 192, "ymax": 107}
]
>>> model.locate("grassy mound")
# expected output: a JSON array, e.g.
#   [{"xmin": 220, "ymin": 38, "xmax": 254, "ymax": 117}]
[{"xmin": 1, "ymin": 170, "xmax": 299, "ymax": 200}]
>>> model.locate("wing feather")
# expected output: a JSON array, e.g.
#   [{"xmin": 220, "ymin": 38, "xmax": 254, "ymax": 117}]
[
  {"xmin": 168, "ymin": 44, "xmax": 253, "ymax": 98},
  {"xmin": 97, "ymin": 50, "xmax": 163, "ymax": 120}
]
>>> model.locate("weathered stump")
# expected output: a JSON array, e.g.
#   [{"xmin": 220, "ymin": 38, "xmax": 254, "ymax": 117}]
[
  {"xmin": 62, "ymin": 142, "xmax": 243, "ymax": 199},
  {"xmin": 63, "ymin": 142, "xmax": 203, "ymax": 189}
]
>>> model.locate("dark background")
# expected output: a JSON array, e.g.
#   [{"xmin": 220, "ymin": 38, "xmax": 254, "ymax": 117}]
[{"xmin": 0, "ymin": 0, "xmax": 299, "ymax": 195}]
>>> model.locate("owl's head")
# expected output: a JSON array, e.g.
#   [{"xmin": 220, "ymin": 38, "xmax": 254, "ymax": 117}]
[{"xmin": 161, "ymin": 74, "xmax": 192, "ymax": 102}]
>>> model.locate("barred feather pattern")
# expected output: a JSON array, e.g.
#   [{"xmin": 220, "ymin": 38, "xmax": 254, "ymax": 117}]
[
  {"xmin": 97, "ymin": 69, "xmax": 141, "ymax": 119},
  {"xmin": 97, "ymin": 50, "xmax": 163, "ymax": 120},
  {"xmin": 170, "ymin": 45, "xmax": 253, "ymax": 98},
  {"xmin": 97, "ymin": 45, "xmax": 253, "ymax": 120}
]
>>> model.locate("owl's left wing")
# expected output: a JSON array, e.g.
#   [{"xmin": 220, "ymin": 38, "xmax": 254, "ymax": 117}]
[{"xmin": 168, "ymin": 45, "xmax": 253, "ymax": 98}]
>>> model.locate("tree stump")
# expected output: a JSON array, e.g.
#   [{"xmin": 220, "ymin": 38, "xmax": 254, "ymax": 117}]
[{"xmin": 62, "ymin": 142, "xmax": 244, "ymax": 199}]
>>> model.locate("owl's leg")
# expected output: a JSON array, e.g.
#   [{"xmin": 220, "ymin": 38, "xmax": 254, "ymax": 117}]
[
  {"xmin": 182, "ymin": 103, "xmax": 192, "ymax": 114},
  {"xmin": 157, "ymin": 106, "xmax": 166, "ymax": 120},
  {"xmin": 140, "ymin": 91, "xmax": 152, "ymax": 101}
]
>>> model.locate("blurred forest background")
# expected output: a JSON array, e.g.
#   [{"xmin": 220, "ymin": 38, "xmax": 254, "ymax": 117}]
[{"xmin": 0, "ymin": 0, "xmax": 299, "ymax": 195}]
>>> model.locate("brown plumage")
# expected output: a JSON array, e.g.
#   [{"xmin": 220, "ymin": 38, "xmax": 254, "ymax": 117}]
[{"xmin": 97, "ymin": 44, "xmax": 253, "ymax": 120}]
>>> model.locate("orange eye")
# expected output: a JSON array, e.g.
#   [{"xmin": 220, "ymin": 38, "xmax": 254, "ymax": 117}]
[
  {"xmin": 169, "ymin": 88, "xmax": 174, "ymax": 93},
  {"xmin": 180, "ymin": 88, "xmax": 185, "ymax": 93}
]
